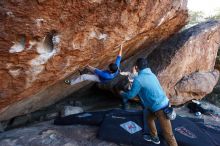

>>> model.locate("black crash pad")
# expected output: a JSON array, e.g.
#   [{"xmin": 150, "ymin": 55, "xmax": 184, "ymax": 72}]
[
  {"xmin": 98, "ymin": 109, "xmax": 216, "ymax": 146},
  {"xmin": 54, "ymin": 109, "xmax": 220, "ymax": 146},
  {"xmin": 186, "ymin": 117, "xmax": 220, "ymax": 146}
]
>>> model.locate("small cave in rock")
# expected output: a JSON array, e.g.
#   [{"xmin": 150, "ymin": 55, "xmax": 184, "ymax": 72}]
[{"xmin": 42, "ymin": 30, "xmax": 58, "ymax": 53}]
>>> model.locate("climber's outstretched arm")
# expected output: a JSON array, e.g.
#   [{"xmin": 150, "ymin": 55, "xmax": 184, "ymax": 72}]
[{"xmin": 118, "ymin": 44, "xmax": 123, "ymax": 57}]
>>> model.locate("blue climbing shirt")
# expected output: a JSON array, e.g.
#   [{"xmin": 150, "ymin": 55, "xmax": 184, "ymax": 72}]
[
  {"xmin": 94, "ymin": 56, "xmax": 121, "ymax": 82},
  {"xmin": 121, "ymin": 68, "xmax": 169, "ymax": 112}
]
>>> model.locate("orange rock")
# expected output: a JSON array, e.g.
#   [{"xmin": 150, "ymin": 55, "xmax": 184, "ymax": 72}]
[
  {"xmin": 148, "ymin": 20, "xmax": 220, "ymax": 105},
  {"xmin": 0, "ymin": 0, "xmax": 188, "ymax": 121}
]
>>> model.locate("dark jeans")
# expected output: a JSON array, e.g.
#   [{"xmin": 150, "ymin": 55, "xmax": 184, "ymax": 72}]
[{"xmin": 121, "ymin": 98, "xmax": 129, "ymax": 110}]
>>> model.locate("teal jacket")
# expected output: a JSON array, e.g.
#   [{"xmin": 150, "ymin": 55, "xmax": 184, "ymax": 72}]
[{"xmin": 121, "ymin": 68, "xmax": 169, "ymax": 112}]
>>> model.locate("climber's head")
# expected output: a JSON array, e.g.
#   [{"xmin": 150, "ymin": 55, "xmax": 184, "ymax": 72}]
[
  {"xmin": 108, "ymin": 63, "xmax": 118, "ymax": 73},
  {"xmin": 135, "ymin": 58, "xmax": 148, "ymax": 71}
]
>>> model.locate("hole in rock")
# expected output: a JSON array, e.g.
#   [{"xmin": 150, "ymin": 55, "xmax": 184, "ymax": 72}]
[
  {"xmin": 42, "ymin": 30, "xmax": 58, "ymax": 53},
  {"xmin": 191, "ymin": 92, "xmax": 199, "ymax": 96}
]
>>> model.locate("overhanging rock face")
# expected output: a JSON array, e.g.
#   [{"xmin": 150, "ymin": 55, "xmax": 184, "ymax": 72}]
[
  {"xmin": 0, "ymin": 0, "xmax": 188, "ymax": 121},
  {"xmin": 149, "ymin": 20, "xmax": 220, "ymax": 105}
]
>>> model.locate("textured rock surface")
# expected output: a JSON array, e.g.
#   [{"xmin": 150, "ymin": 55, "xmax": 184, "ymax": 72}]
[
  {"xmin": 206, "ymin": 51, "xmax": 220, "ymax": 107},
  {"xmin": 0, "ymin": 0, "xmax": 188, "ymax": 121},
  {"xmin": 0, "ymin": 122, "xmax": 119, "ymax": 146},
  {"xmin": 148, "ymin": 20, "xmax": 220, "ymax": 105},
  {"xmin": 175, "ymin": 70, "xmax": 219, "ymax": 104}
]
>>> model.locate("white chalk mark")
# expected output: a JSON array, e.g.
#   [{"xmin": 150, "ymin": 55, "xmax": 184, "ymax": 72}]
[
  {"xmin": 9, "ymin": 42, "xmax": 25, "ymax": 53},
  {"xmin": 35, "ymin": 18, "xmax": 45, "ymax": 27},
  {"xmin": 6, "ymin": 11, "xmax": 14, "ymax": 17},
  {"xmin": 88, "ymin": 0, "xmax": 103, "ymax": 4},
  {"xmin": 52, "ymin": 35, "xmax": 60, "ymax": 45},
  {"xmin": 25, "ymin": 35, "xmax": 60, "ymax": 87},
  {"xmin": 98, "ymin": 33, "xmax": 108, "ymax": 40},
  {"xmin": 9, "ymin": 69, "xmax": 21, "ymax": 78},
  {"xmin": 89, "ymin": 31, "xmax": 96, "ymax": 38},
  {"xmin": 25, "ymin": 65, "xmax": 45, "ymax": 88},
  {"xmin": 89, "ymin": 31, "xmax": 108, "ymax": 41},
  {"xmin": 157, "ymin": 17, "xmax": 165, "ymax": 27},
  {"xmin": 30, "ymin": 47, "xmax": 57, "ymax": 66}
]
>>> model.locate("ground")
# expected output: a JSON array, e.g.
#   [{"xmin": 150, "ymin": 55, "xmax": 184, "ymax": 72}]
[{"xmin": 0, "ymin": 101, "xmax": 220, "ymax": 146}]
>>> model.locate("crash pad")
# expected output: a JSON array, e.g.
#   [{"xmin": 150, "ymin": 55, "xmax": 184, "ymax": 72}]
[{"xmin": 54, "ymin": 109, "xmax": 219, "ymax": 146}]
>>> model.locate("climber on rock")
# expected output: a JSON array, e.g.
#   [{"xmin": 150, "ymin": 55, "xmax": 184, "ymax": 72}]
[{"xmin": 64, "ymin": 45, "xmax": 123, "ymax": 85}]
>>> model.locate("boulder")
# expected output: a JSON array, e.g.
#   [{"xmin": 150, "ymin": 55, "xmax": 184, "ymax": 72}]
[
  {"xmin": 175, "ymin": 70, "xmax": 219, "ymax": 104},
  {"xmin": 0, "ymin": 0, "xmax": 188, "ymax": 121},
  {"xmin": 148, "ymin": 20, "xmax": 220, "ymax": 105},
  {"xmin": 204, "ymin": 78, "xmax": 220, "ymax": 108},
  {"xmin": 61, "ymin": 106, "xmax": 84, "ymax": 117}
]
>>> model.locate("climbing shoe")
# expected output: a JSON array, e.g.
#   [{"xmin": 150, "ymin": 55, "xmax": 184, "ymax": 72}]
[
  {"xmin": 143, "ymin": 134, "xmax": 160, "ymax": 145},
  {"xmin": 64, "ymin": 80, "xmax": 71, "ymax": 85}
]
